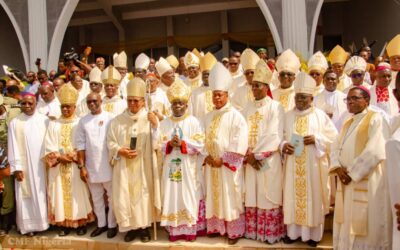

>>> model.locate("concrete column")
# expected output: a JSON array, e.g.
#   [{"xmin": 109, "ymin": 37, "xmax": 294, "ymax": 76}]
[
  {"xmin": 166, "ymin": 16, "xmax": 175, "ymax": 56},
  {"xmin": 28, "ymin": 0, "xmax": 48, "ymax": 70},
  {"xmin": 220, "ymin": 10, "xmax": 229, "ymax": 57}
]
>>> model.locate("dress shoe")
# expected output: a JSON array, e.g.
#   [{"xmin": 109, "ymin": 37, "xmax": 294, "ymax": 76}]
[
  {"xmin": 58, "ymin": 228, "xmax": 70, "ymax": 237},
  {"xmin": 90, "ymin": 226, "xmax": 107, "ymax": 237},
  {"xmin": 207, "ymin": 233, "xmax": 220, "ymax": 238},
  {"xmin": 76, "ymin": 226, "xmax": 87, "ymax": 236},
  {"xmin": 124, "ymin": 230, "xmax": 136, "ymax": 242},
  {"xmin": 25, "ymin": 232, "xmax": 35, "ymax": 237},
  {"xmin": 107, "ymin": 227, "xmax": 118, "ymax": 238},
  {"xmin": 307, "ymin": 240, "xmax": 318, "ymax": 247},
  {"xmin": 282, "ymin": 236, "xmax": 297, "ymax": 244},
  {"xmin": 138, "ymin": 228, "xmax": 151, "ymax": 243},
  {"xmin": 228, "ymin": 237, "xmax": 239, "ymax": 245}
]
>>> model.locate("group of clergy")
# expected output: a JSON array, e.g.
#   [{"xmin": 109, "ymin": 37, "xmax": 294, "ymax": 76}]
[{"xmin": 3, "ymin": 33, "xmax": 400, "ymax": 250}]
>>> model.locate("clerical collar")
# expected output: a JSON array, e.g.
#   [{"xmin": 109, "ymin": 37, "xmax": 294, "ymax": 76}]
[
  {"xmin": 170, "ymin": 112, "xmax": 189, "ymax": 122},
  {"xmin": 294, "ymin": 106, "xmax": 314, "ymax": 116},
  {"xmin": 127, "ymin": 108, "xmax": 145, "ymax": 121},
  {"xmin": 254, "ymin": 96, "xmax": 269, "ymax": 108},
  {"xmin": 105, "ymin": 95, "xmax": 121, "ymax": 101}
]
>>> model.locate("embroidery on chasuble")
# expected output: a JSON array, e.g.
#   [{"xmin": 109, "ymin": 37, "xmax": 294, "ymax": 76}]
[
  {"xmin": 205, "ymin": 113, "xmax": 224, "ymax": 217},
  {"xmin": 205, "ymin": 90, "xmax": 213, "ymax": 112},
  {"xmin": 294, "ymin": 115, "xmax": 308, "ymax": 225},
  {"xmin": 279, "ymin": 93, "xmax": 289, "ymax": 111},
  {"xmin": 248, "ymin": 111, "xmax": 263, "ymax": 148},
  {"xmin": 104, "ymin": 102, "xmax": 114, "ymax": 113},
  {"xmin": 60, "ymin": 123, "xmax": 73, "ymax": 219}
]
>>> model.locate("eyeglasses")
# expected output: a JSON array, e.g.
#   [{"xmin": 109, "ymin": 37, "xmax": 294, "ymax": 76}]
[
  {"xmin": 244, "ymin": 71, "xmax": 254, "ymax": 76},
  {"xmin": 279, "ymin": 72, "xmax": 295, "ymax": 78},
  {"xmin": 89, "ymin": 82, "xmax": 100, "ymax": 85},
  {"xmin": 343, "ymin": 96, "xmax": 364, "ymax": 103},
  {"xmin": 351, "ymin": 73, "xmax": 364, "ymax": 78},
  {"xmin": 86, "ymin": 100, "xmax": 98, "ymax": 104},
  {"xmin": 309, "ymin": 72, "xmax": 321, "ymax": 77},
  {"xmin": 295, "ymin": 94, "xmax": 311, "ymax": 101}
]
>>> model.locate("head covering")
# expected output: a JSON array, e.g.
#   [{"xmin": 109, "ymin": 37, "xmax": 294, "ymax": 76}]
[
  {"xmin": 257, "ymin": 48, "xmax": 267, "ymax": 54},
  {"xmin": 101, "ymin": 65, "xmax": 121, "ymax": 85},
  {"xmin": 155, "ymin": 57, "xmax": 173, "ymax": 76},
  {"xmin": 127, "ymin": 78, "xmax": 146, "ymax": 97},
  {"xmin": 192, "ymin": 48, "xmax": 202, "ymax": 59},
  {"xmin": 276, "ymin": 49, "xmax": 301, "ymax": 74},
  {"xmin": 328, "ymin": 45, "xmax": 348, "ymax": 65},
  {"xmin": 113, "ymin": 51, "xmax": 127, "ymax": 69},
  {"xmin": 352, "ymin": 85, "xmax": 370, "ymax": 97},
  {"xmin": 209, "ymin": 62, "xmax": 232, "ymax": 92},
  {"xmin": 293, "ymin": 72, "xmax": 316, "ymax": 96},
  {"xmin": 166, "ymin": 55, "xmax": 179, "ymax": 69},
  {"xmin": 308, "ymin": 51, "xmax": 328, "ymax": 73},
  {"xmin": 58, "ymin": 84, "xmax": 78, "ymax": 105},
  {"xmin": 135, "ymin": 53, "xmax": 150, "ymax": 71},
  {"xmin": 253, "ymin": 59, "xmax": 273, "ymax": 84},
  {"xmin": 89, "ymin": 66, "xmax": 102, "ymax": 83},
  {"xmin": 184, "ymin": 52, "xmax": 200, "ymax": 68},
  {"xmin": 240, "ymin": 48, "xmax": 259, "ymax": 71},
  {"xmin": 387, "ymin": 34, "xmax": 400, "ymax": 58},
  {"xmin": 376, "ymin": 62, "xmax": 391, "ymax": 72},
  {"xmin": 200, "ymin": 52, "xmax": 217, "ymax": 72},
  {"xmin": 344, "ymin": 56, "xmax": 367, "ymax": 75},
  {"xmin": 167, "ymin": 78, "xmax": 191, "ymax": 103},
  {"xmin": 222, "ymin": 57, "xmax": 229, "ymax": 63}
]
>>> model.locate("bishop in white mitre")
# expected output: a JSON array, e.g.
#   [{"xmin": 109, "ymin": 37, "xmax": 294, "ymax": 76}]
[
  {"xmin": 101, "ymin": 66, "xmax": 127, "ymax": 116},
  {"xmin": 307, "ymin": 51, "xmax": 329, "ymax": 95}
]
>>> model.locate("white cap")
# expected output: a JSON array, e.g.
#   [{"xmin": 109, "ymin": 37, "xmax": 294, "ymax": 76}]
[
  {"xmin": 113, "ymin": 51, "xmax": 127, "ymax": 69},
  {"xmin": 89, "ymin": 66, "xmax": 102, "ymax": 83},
  {"xmin": 135, "ymin": 53, "xmax": 150, "ymax": 71},
  {"xmin": 155, "ymin": 57, "xmax": 173, "ymax": 76},
  {"xmin": 307, "ymin": 51, "xmax": 328, "ymax": 73},
  {"xmin": 209, "ymin": 62, "xmax": 232, "ymax": 92},
  {"xmin": 294, "ymin": 72, "xmax": 316, "ymax": 96},
  {"xmin": 276, "ymin": 49, "xmax": 301, "ymax": 74},
  {"xmin": 344, "ymin": 56, "xmax": 367, "ymax": 76}
]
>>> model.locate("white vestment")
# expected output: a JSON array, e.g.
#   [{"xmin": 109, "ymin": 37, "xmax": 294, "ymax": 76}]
[
  {"xmin": 150, "ymin": 88, "xmax": 171, "ymax": 118},
  {"xmin": 36, "ymin": 97, "xmax": 61, "ymax": 119},
  {"xmin": 232, "ymin": 84, "xmax": 254, "ymax": 111},
  {"xmin": 314, "ymin": 89, "xmax": 347, "ymax": 131},
  {"xmin": 159, "ymin": 115, "xmax": 205, "ymax": 227},
  {"xmin": 102, "ymin": 95, "xmax": 127, "ymax": 116},
  {"xmin": 337, "ymin": 74, "xmax": 352, "ymax": 92},
  {"xmin": 370, "ymin": 85, "xmax": 398, "ymax": 117},
  {"xmin": 272, "ymin": 86, "xmax": 295, "ymax": 112},
  {"xmin": 8, "ymin": 112, "xmax": 49, "ymax": 234},
  {"xmin": 190, "ymin": 85, "xmax": 214, "ymax": 123},
  {"xmin": 330, "ymin": 109, "xmax": 391, "ymax": 249},
  {"xmin": 283, "ymin": 108, "xmax": 338, "ymax": 242},
  {"xmin": 242, "ymin": 97, "xmax": 284, "ymax": 209}
]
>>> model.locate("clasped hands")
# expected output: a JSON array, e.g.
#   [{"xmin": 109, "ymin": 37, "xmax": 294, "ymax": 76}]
[
  {"xmin": 204, "ymin": 155, "xmax": 223, "ymax": 168},
  {"xmin": 282, "ymin": 135, "xmax": 315, "ymax": 155},
  {"xmin": 170, "ymin": 135, "xmax": 182, "ymax": 148},
  {"xmin": 245, "ymin": 150, "xmax": 262, "ymax": 170}
]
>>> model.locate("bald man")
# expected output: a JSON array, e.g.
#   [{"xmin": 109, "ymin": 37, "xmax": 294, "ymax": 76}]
[{"xmin": 36, "ymin": 85, "xmax": 61, "ymax": 120}]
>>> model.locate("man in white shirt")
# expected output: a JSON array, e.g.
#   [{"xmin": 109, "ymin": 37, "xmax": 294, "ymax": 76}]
[
  {"xmin": 36, "ymin": 84, "xmax": 61, "ymax": 120},
  {"xmin": 76, "ymin": 92, "xmax": 117, "ymax": 238}
]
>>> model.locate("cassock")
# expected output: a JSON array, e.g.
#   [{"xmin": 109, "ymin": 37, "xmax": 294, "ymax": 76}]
[
  {"xmin": 36, "ymin": 97, "xmax": 61, "ymax": 119},
  {"xmin": 190, "ymin": 85, "xmax": 213, "ymax": 122},
  {"xmin": 242, "ymin": 97, "xmax": 285, "ymax": 243},
  {"xmin": 204, "ymin": 103, "xmax": 248, "ymax": 238},
  {"xmin": 272, "ymin": 86, "xmax": 295, "ymax": 112},
  {"xmin": 107, "ymin": 108, "xmax": 161, "ymax": 232},
  {"xmin": 159, "ymin": 114, "xmax": 206, "ymax": 241},
  {"xmin": 369, "ymin": 85, "xmax": 398, "ymax": 117},
  {"xmin": 231, "ymin": 84, "xmax": 254, "ymax": 111},
  {"xmin": 102, "ymin": 96, "xmax": 127, "ymax": 116},
  {"xmin": 314, "ymin": 89, "xmax": 347, "ymax": 131},
  {"xmin": 7, "ymin": 112, "xmax": 49, "ymax": 234},
  {"xmin": 44, "ymin": 117, "xmax": 95, "ymax": 227},
  {"xmin": 330, "ymin": 109, "xmax": 391, "ymax": 249},
  {"xmin": 283, "ymin": 107, "xmax": 337, "ymax": 242}
]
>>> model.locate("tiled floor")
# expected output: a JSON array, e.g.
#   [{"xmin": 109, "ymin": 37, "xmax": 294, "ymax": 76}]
[{"xmin": 0, "ymin": 225, "xmax": 333, "ymax": 250}]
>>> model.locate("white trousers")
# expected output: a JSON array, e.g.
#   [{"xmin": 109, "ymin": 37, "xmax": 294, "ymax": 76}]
[{"xmin": 88, "ymin": 181, "xmax": 116, "ymax": 228}]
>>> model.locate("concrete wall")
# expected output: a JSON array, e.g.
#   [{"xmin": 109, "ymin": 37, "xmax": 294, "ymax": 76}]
[{"xmin": 0, "ymin": 6, "xmax": 26, "ymax": 76}]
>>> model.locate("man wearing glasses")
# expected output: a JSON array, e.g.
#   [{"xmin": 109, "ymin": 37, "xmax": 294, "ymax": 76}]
[
  {"xmin": 343, "ymin": 56, "xmax": 370, "ymax": 94},
  {"xmin": 76, "ymin": 67, "xmax": 103, "ymax": 117},
  {"xmin": 272, "ymin": 49, "xmax": 300, "ymax": 112},
  {"xmin": 330, "ymin": 85, "xmax": 391, "ymax": 249},
  {"xmin": 308, "ymin": 51, "xmax": 328, "ymax": 95}
]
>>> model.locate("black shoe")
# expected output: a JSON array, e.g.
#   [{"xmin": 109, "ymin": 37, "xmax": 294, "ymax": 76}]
[
  {"xmin": 307, "ymin": 240, "xmax": 319, "ymax": 247},
  {"xmin": 138, "ymin": 228, "xmax": 151, "ymax": 243},
  {"xmin": 207, "ymin": 233, "xmax": 220, "ymax": 238},
  {"xmin": 25, "ymin": 232, "xmax": 35, "ymax": 237},
  {"xmin": 76, "ymin": 226, "xmax": 87, "ymax": 236},
  {"xmin": 228, "ymin": 237, "xmax": 239, "ymax": 245},
  {"xmin": 124, "ymin": 230, "xmax": 136, "ymax": 242},
  {"xmin": 107, "ymin": 227, "xmax": 118, "ymax": 238},
  {"xmin": 90, "ymin": 226, "xmax": 107, "ymax": 237},
  {"xmin": 282, "ymin": 236, "xmax": 297, "ymax": 244},
  {"xmin": 58, "ymin": 228, "xmax": 70, "ymax": 237}
]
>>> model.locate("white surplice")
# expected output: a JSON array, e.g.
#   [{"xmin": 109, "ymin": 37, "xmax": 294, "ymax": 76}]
[
  {"xmin": 102, "ymin": 95, "xmax": 127, "ymax": 116},
  {"xmin": 232, "ymin": 83, "xmax": 254, "ymax": 111},
  {"xmin": 314, "ymin": 89, "xmax": 347, "ymax": 131},
  {"xmin": 36, "ymin": 97, "xmax": 61, "ymax": 119},
  {"xmin": 242, "ymin": 97, "xmax": 284, "ymax": 209},
  {"xmin": 8, "ymin": 112, "xmax": 49, "ymax": 234},
  {"xmin": 370, "ymin": 85, "xmax": 399, "ymax": 117},
  {"xmin": 272, "ymin": 86, "xmax": 295, "ymax": 112},
  {"xmin": 190, "ymin": 85, "xmax": 214, "ymax": 123},
  {"xmin": 159, "ymin": 114, "xmax": 205, "ymax": 227},
  {"xmin": 330, "ymin": 109, "xmax": 391, "ymax": 249},
  {"xmin": 283, "ymin": 107, "xmax": 338, "ymax": 242},
  {"xmin": 150, "ymin": 88, "xmax": 171, "ymax": 118}
]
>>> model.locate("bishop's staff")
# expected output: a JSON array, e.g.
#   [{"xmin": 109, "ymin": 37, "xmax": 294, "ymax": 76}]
[{"xmin": 145, "ymin": 78, "xmax": 158, "ymax": 240}]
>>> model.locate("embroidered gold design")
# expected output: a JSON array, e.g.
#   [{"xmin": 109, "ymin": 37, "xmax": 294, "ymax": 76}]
[
  {"xmin": 294, "ymin": 115, "xmax": 308, "ymax": 225},
  {"xmin": 104, "ymin": 102, "xmax": 114, "ymax": 113},
  {"xmin": 248, "ymin": 111, "xmax": 263, "ymax": 148},
  {"xmin": 279, "ymin": 93, "xmax": 289, "ymax": 111},
  {"xmin": 247, "ymin": 86, "xmax": 255, "ymax": 103},
  {"xmin": 205, "ymin": 90, "xmax": 213, "ymax": 112},
  {"xmin": 60, "ymin": 123, "xmax": 73, "ymax": 219},
  {"xmin": 161, "ymin": 209, "xmax": 195, "ymax": 224},
  {"xmin": 191, "ymin": 133, "xmax": 205, "ymax": 144},
  {"xmin": 205, "ymin": 113, "xmax": 223, "ymax": 217}
]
